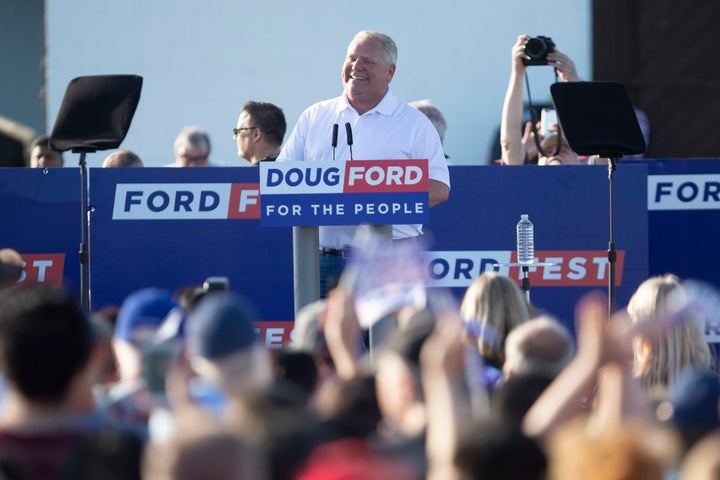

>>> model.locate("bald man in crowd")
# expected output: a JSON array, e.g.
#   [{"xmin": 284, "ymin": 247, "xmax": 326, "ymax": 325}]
[{"xmin": 102, "ymin": 149, "xmax": 144, "ymax": 168}]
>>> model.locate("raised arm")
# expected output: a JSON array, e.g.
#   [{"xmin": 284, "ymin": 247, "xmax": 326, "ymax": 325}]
[
  {"xmin": 421, "ymin": 313, "xmax": 470, "ymax": 480},
  {"xmin": 546, "ymin": 48, "xmax": 580, "ymax": 82},
  {"xmin": 523, "ymin": 293, "xmax": 653, "ymax": 439},
  {"xmin": 322, "ymin": 287, "xmax": 363, "ymax": 380},
  {"xmin": 522, "ymin": 292, "xmax": 606, "ymax": 438},
  {"xmin": 500, "ymin": 35, "xmax": 531, "ymax": 165}
]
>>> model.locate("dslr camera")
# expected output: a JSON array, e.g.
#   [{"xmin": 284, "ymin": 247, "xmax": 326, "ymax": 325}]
[{"xmin": 523, "ymin": 35, "xmax": 556, "ymax": 66}]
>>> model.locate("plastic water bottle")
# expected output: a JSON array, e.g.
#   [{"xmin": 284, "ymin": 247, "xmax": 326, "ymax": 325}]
[{"xmin": 516, "ymin": 214, "xmax": 534, "ymax": 264}]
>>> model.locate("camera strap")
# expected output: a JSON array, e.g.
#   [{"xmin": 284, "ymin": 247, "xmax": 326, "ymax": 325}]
[{"xmin": 524, "ymin": 71, "xmax": 562, "ymax": 162}]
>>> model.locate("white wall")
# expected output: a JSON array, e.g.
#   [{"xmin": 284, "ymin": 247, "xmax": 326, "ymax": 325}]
[{"xmin": 46, "ymin": 0, "xmax": 591, "ymax": 167}]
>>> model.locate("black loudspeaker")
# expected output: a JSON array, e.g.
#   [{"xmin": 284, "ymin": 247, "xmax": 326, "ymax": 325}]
[
  {"xmin": 550, "ymin": 81, "xmax": 645, "ymax": 157},
  {"xmin": 50, "ymin": 75, "xmax": 143, "ymax": 152}
]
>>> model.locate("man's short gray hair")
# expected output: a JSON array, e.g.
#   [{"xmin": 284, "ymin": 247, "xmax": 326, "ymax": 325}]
[
  {"xmin": 174, "ymin": 126, "xmax": 211, "ymax": 156},
  {"xmin": 410, "ymin": 99, "xmax": 447, "ymax": 143},
  {"xmin": 504, "ymin": 315, "xmax": 575, "ymax": 379},
  {"xmin": 353, "ymin": 30, "xmax": 398, "ymax": 65}
]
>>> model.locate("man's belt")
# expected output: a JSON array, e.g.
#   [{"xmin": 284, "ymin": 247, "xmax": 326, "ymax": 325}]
[
  {"xmin": 319, "ymin": 235, "xmax": 421, "ymax": 258},
  {"xmin": 319, "ymin": 247, "xmax": 353, "ymax": 258}
]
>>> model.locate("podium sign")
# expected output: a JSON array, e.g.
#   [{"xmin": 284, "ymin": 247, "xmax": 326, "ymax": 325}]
[{"xmin": 259, "ymin": 159, "xmax": 429, "ymax": 227}]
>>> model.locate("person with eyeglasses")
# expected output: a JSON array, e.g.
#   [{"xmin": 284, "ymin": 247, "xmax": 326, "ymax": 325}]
[
  {"xmin": 233, "ymin": 101, "xmax": 286, "ymax": 165},
  {"xmin": 168, "ymin": 126, "xmax": 212, "ymax": 167}
]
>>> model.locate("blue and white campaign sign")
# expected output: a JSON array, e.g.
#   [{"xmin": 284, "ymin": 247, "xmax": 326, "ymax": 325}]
[
  {"xmin": 110, "ymin": 180, "xmax": 261, "ymax": 220},
  {"xmin": 647, "ymin": 174, "xmax": 720, "ymax": 210},
  {"xmin": 631, "ymin": 159, "xmax": 720, "ymax": 299},
  {"xmin": 5, "ymin": 159, "xmax": 720, "ymax": 346},
  {"xmin": 259, "ymin": 160, "xmax": 429, "ymax": 227},
  {"xmin": 89, "ymin": 167, "xmax": 293, "ymax": 323}
]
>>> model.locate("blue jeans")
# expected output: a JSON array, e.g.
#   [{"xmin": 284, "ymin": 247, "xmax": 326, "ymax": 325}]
[{"xmin": 319, "ymin": 252, "xmax": 346, "ymax": 298}]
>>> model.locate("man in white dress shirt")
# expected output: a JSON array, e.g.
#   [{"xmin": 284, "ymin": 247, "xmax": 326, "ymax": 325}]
[{"xmin": 278, "ymin": 30, "xmax": 451, "ymax": 296}]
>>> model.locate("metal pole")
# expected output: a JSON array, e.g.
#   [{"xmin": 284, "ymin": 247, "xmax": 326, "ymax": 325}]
[
  {"xmin": 522, "ymin": 265, "xmax": 531, "ymax": 303},
  {"xmin": 78, "ymin": 152, "xmax": 90, "ymax": 316},
  {"xmin": 292, "ymin": 226, "xmax": 320, "ymax": 316},
  {"xmin": 608, "ymin": 157, "xmax": 617, "ymax": 315},
  {"xmin": 367, "ymin": 224, "xmax": 393, "ymax": 358}
]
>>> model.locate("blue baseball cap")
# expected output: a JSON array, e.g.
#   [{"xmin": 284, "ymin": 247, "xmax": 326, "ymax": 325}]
[
  {"xmin": 187, "ymin": 292, "xmax": 259, "ymax": 360},
  {"xmin": 114, "ymin": 288, "xmax": 179, "ymax": 345}
]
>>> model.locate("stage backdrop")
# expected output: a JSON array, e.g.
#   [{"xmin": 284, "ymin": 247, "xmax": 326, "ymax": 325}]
[
  {"xmin": 90, "ymin": 167, "xmax": 294, "ymax": 344},
  {"xmin": 424, "ymin": 164, "xmax": 647, "ymax": 330},
  {"xmin": 85, "ymin": 163, "xmax": 647, "ymax": 337},
  {"xmin": 7, "ymin": 160, "xmax": 720, "ymax": 345},
  {"xmin": 637, "ymin": 159, "xmax": 720, "ymax": 283},
  {"xmin": 0, "ymin": 168, "xmax": 79, "ymax": 292}
]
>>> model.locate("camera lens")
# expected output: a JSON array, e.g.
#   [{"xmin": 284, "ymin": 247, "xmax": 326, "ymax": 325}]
[{"xmin": 524, "ymin": 38, "xmax": 547, "ymax": 59}]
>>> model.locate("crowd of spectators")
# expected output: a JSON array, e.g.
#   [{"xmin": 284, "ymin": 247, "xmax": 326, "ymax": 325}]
[{"xmin": 0, "ymin": 245, "xmax": 718, "ymax": 480}]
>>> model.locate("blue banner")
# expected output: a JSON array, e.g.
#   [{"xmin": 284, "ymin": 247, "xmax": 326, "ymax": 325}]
[
  {"xmin": 90, "ymin": 164, "xmax": 648, "ymax": 331},
  {"xmin": 0, "ymin": 168, "xmax": 80, "ymax": 293},
  {"xmin": 8, "ymin": 160, "xmax": 720, "ymax": 344},
  {"xmin": 259, "ymin": 160, "xmax": 430, "ymax": 226},
  {"xmin": 634, "ymin": 159, "xmax": 720, "ymax": 286},
  {"xmin": 423, "ymin": 164, "xmax": 648, "ymax": 328},
  {"xmin": 89, "ymin": 167, "xmax": 293, "ymax": 323},
  {"xmin": 260, "ymin": 192, "xmax": 428, "ymax": 227}
]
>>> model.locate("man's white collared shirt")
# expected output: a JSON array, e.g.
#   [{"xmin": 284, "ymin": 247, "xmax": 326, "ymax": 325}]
[{"xmin": 278, "ymin": 90, "xmax": 450, "ymax": 248}]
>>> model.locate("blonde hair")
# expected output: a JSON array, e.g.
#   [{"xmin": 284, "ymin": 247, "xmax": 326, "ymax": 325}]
[
  {"xmin": 628, "ymin": 274, "xmax": 712, "ymax": 393},
  {"xmin": 460, "ymin": 271, "xmax": 530, "ymax": 364}
]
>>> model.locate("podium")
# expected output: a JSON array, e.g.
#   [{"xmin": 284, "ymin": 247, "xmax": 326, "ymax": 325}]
[{"xmin": 258, "ymin": 159, "xmax": 430, "ymax": 315}]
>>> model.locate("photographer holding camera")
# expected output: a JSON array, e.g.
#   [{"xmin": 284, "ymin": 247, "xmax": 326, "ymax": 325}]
[{"xmin": 500, "ymin": 34, "xmax": 580, "ymax": 166}]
